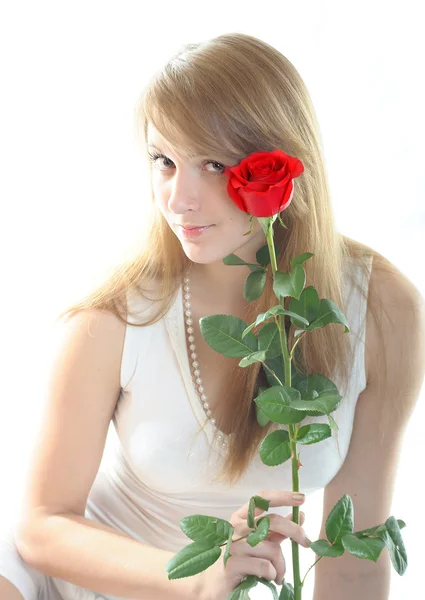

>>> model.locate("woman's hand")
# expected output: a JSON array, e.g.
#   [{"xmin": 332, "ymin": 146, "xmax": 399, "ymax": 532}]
[{"xmin": 197, "ymin": 490, "xmax": 311, "ymax": 600}]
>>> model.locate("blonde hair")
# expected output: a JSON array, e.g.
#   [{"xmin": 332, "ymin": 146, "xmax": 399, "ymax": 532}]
[{"xmin": 58, "ymin": 33, "xmax": 385, "ymax": 486}]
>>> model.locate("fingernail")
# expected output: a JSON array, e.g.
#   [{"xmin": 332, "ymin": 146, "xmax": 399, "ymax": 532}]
[
  {"xmin": 304, "ymin": 535, "xmax": 312, "ymax": 547},
  {"xmin": 292, "ymin": 493, "xmax": 305, "ymax": 501}
]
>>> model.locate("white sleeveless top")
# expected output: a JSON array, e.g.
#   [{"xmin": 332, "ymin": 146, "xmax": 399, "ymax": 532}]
[{"xmin": 80, "ymin": 255, "xmax": 373, "ymax": 564}]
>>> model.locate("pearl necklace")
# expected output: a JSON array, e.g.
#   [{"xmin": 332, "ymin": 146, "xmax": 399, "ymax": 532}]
[{"xmin": 183, "ymin": 275, "xmax": 229, "ymax": 448}]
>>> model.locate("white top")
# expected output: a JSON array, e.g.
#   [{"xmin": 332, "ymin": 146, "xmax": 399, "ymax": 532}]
[{"xmin": 80, "ymin": 255, "xmax": 373, "ymax": 559}]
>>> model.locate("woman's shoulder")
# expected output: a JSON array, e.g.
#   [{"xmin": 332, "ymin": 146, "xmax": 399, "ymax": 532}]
[
  {"xmin": 363, "ymin": 246, "xmax": 425, "ymax": 386},
  {"xmin": 367, "ymin": 248, "xmax": 422, "ymax": 309}
]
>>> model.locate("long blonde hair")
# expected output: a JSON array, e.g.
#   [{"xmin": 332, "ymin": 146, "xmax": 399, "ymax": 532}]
[{"xmin": 58, "ymin": 33, "xmax": 385, "ymax": 485}]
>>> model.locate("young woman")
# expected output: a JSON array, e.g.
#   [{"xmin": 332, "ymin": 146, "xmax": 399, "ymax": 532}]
[{"xmin": 1, "ymin": 32, "xmax": 423, "ymax": 600}]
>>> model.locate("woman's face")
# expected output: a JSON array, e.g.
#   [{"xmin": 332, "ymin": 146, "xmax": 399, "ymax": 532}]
[{"xmin": 146, "ymin": 124, "xmax": 266, "ymax": 267}]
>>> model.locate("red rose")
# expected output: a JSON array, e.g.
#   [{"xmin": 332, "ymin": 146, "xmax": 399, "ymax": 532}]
[{"xmin": 224, "ymin": 150, "xmax": 304, "ymax": 218}]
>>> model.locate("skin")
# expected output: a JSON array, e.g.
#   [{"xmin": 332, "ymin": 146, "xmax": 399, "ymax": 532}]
[{"xmin": 146, "ymin": 123, "xmax": 267, "ymax": 308}]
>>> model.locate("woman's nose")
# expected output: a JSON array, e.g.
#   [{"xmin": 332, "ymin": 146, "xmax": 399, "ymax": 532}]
[{"xmin": 167, "ymin": 175, "xmax": 204, "ymax": 213}]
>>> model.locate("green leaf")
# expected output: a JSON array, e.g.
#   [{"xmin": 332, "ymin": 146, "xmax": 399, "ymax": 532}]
[
  {"xmin": 242, "ymin": 305, "xmax": 309, "ymax": 338},
  {"xmin": 279, "ymin": 580, "xmax": 295, "ymax": 599},
  {"xmin": 289, "ymin": 392, "xmax": 342, "ymax": 415},
  {"xmin": 341, "ymin": 534, "xmax": 386, "ymax": 562},
  {"xmin": 227, "ymin": 588, "xmax": 251, "ymax": 600},
  {"xmin": 258, "ymin": 577, "xmax": 279, "ymax": 600},
  {"xmin": 228, "ymin": 575, "xmax": 258, "ymax": 599},
  {"xmin": 166, "ymin": 541, "xmax": 221, "ymax": 579},
  {"xmin": 200, "ymin": 314, "xmax": 257, "ymax": 358},
  {"xmin": 273, "ymin": 265, "xmax": 306, "ymax": 300},
  {"xmin": 273, "ymin": 272, "xmax": 293, "ymax": 299},
  {"xmin": 353, "ymin": 519, "xmax": 406, "ymax": 540},
  {"xmin": 247, "ymin": 496, "xmax": 271, "ymax": 529},
  {"xmin": 328, "ymin": 413, "xmax": 339, "ymax": 431},
  {"xmin": 256, "ymin": 243, "xmax": 281, "ymax": 267},
  {"xmin": 253, "ymin": 495, "xmax": 271, "ymax": 511},
  {"xmin": 247, "ymin": 497, "xmax": 256, "ymax": 529},
  {"xmin": 258, "ymin": 322, "xmax": 282, "ymax": 359},
  {"xmin": 223, "ymin": 531, "xmax": 233, "ymax": 567},
  {"xmin": 309, "ymin": 539, "xmax": 345, "ymax": 557},
  {"xmin": 326, "ymin": 494, "xmax": 354, "ymax": 546},
  {"xmin": 254, "ymin": 385, "xmax": 305, "ymax": 424},
  {"xmin": 290, "ymin": 252, "xmax": 314, "ymax": 268},
  {"xmin": 380, "ymin": 516, "xmax": 408, "ymax": 575},
  {"xmin": 259, "ymin": 430, "xmax": 292, "ymax": 466},
  {"xmin": 244, "ymin": 269, "xmax": 267, "ymax": 301},
  {"xmin": 307, "ymin": 299, "xmax": 350, "ymax": 333},
  {"xmin": 294, "ymin": 373, "xmax": 338, "ymax": 396},
  {"xmin": 223, "ymin": 253, "xmax": 261, "ymax": 269},
  {"xmin": 262, "ymin": 356, "xmax": 305, "ymax": 390},
  {"xmin": 353, "ymin": 524, "xmax": 387, "ymax": 538},
  {"xmin": 239, "ymin": 350, "xmax": 267, "ymax": 368},
  {"xmin": 256, "ymin": 401, "xmax": 271, "ymax": 427},
  {"xmin": 180, "ymin": 515, "xmax": 233, "ymax": 546},
  {"xmin": 247, "ymin": 516, "xmax": 270, "ymax": 546},
  {"xmin": 292, "ymin": 374, "xmax": 342, "ymax": 416},
  {"xmin": 288, "ymin": 286, "xmax": 320, "ymax": 329},
  {"xmin": 296, "ymin": 423, "xmax": 332, "ymax": 445},
  {"xmin": 291, "ymin": 264, "xmax": 306, "ymax": 299},
  {"xmin": 263, "ymin": 355, "xmax": 286, "ymax": 387}
]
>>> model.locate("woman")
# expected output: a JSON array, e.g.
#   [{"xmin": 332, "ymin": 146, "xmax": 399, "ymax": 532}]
[{"xmin": 1, "ymin": 32, "xmax": 423, "ymax": 600}]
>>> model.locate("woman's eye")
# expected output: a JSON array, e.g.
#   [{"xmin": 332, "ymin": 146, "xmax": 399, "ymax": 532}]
[
  {"xmin": 147, "ymin": 152, "xmax": 225, "ymax": 174},
  {"xmin": 147, "ymin": 152, "xmax": 174, "ymax": 169}
]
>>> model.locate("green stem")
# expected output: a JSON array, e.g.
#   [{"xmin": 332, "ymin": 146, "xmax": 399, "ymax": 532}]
[
  {"xmin": 289, "ymin": 330, "xmax": 307, "ymax": 361},
  {"xmin": 261, "ymin": 361, "xmax": 284, "ymax": 386},
  {"xmin": 265, "ymin": 222, "xmax": 303, "ymax": 600},
  {"xmin": 301, "ymin": 556, "xmax": 323, "ymax": 587}
]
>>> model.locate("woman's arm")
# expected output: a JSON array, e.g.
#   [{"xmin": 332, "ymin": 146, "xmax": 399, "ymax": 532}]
[
  {"xmin": 14, "ymin": 308, "xmax": 201, "ymax": 599},
  {"xmin": 15, "ymin": 511, "xmax": 201, "ymax": 600},
  {"xmin": 313, "ymin": 256, "xmax": 425, "ymax": 599}
]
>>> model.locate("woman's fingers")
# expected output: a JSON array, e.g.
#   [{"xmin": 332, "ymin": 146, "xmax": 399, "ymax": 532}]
[
  {"xmin": 234, "ymin": 511, "xmax": 309, "ymax": 548},
  {"xmin": 227, "ymin": 539, "xmax": 286, "ymax": 585},
  {"xmin": 267, "ymin": 511, "xmax": 305, "ymax": 544},
  {"xmin": 235, "ymin": 490, "xmax": 305, "ymax": 521},
  {"xmin": 266, "ymin": 513, "xmax": 310, "ymax": 548}
]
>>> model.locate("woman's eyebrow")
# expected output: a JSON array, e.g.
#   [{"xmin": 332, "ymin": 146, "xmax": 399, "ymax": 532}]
[
  {"xmin": 146, "ymin": 141, "xmax": 235, "ymax": 163},
  {"xmin": 146, "ymin": 143, "xmax": 205, "ymax": 160},
  {"xmin": 146, "ymin": 143, "xmax": 166, "ymax": 151}
]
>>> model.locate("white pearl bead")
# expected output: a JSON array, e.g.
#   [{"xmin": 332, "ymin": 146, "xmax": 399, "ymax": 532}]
[{"xmin": 183, "ymin": 275, "xmax": 229, "ymax": 447}]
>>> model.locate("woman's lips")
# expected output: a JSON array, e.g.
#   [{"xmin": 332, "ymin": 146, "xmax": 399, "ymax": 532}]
[{"xmin": 179, "ymin": 224, "xmax": 215, "ymax": 238}]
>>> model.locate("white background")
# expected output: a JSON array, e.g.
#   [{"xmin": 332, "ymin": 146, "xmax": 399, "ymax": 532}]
[{"xmin": 0, "ymin": 1, "xmax": 424, "ymax": 598}]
